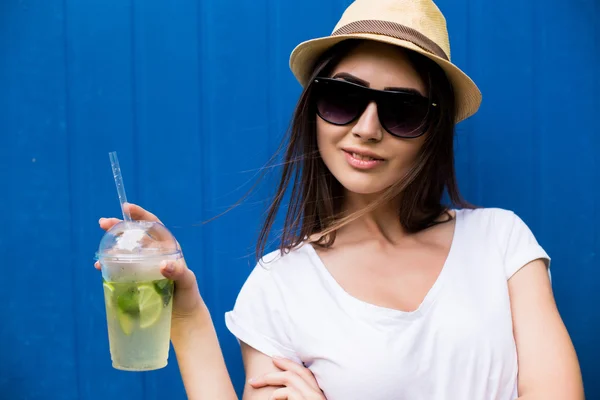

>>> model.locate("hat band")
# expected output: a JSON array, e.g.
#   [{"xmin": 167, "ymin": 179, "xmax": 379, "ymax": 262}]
[{"xmin": 332, "ymin": 20, "xmax": 449, "ymax": 61}]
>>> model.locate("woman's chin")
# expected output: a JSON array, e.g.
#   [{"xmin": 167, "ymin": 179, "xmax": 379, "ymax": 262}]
[{"xmin": 338, "ymin": 178, "xmax": 389, "ymax": 196}]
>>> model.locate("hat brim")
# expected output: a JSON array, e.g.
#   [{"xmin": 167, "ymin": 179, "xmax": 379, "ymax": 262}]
[{"xmin": 289, "ymin": 33, "xmax": 482, "ymax": 123}]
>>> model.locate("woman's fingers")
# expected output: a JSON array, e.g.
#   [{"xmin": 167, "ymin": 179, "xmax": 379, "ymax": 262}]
[
  {"xmin": 95, "ymin": 258, "xmax": 192, "ymax": 283},
  {"xmin": 99, "ymin": 204, "xmax": 174, "ymax": 245},
  {"xmin": 97, "ymin": 204, "xmax": 176, "ymax": 272},
  {"xmin": 95, "ymin": 257, "xmax": 202, "ymax": 316},
  {"xmin": 269, "ymin": 387, "xmax": 295, "ymax": 400},
  {"xmin": 124, "ymin": 203, "xmax": 161, "ymax": 223},
  {"xmin": 160, "ymin": 258, "xmax": 202, "ymax": 317},
  {"xmin": 249, "ymin": 359, "xmax": 324, "ymax": 400},
  {"xmin": 272, "ymin": 358, "xmax": 321, "ymax": 392},
  {"xmin": 95, "ymin": 205, "xmax": 202, "ymax": 318},
  {"xmin": 99, "ymin": 217, "xmax": 121, "ymax": 231},
  {"xmin": 99, "ymin": 204, "xmax": 161, "ymax": 231},
  {"xmin": 249, "ymin": 370, "xmax": 312, "ymax": 393},
  {"xmin": 160, "ymin": 258, "xmax": 195, "ymax": 289}
]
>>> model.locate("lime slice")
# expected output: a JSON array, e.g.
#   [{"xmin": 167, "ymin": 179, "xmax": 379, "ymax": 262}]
[
  {"xmin": 137, "ymin": 284, "xmax": 163, "ymax": 329},
  {"xmin": 117, "ymin": 309, "xmax": 135, "ymax": 335},
  {"xmin": 117, "ymin": 285, "xmax": 141, "ymax": 315},
  {"xmin": 103, "ymin": 282, "xmax": 115, "ymax": 309}
]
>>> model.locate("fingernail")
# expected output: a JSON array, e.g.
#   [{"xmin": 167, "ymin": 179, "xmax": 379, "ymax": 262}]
[
  {"xmin": 247, "ymin": 377, "xmax": 255, "ymax": 384},
  {"xmin": 99, "ymin": 218, "xmax": 105, "ymax": 224},
  {"xmin": 164, "ymin": 261, "xmax": 175, "ymax": 273}
]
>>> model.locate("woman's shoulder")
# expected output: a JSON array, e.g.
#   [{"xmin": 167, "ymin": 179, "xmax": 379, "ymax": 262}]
[
  {"xmin": 457, "ymin": 205, "xmax": 516, "ymax": 217},
  {"xmin": 230, "ymin": 243, "xmax": 323, "ymax": 315},
  {"xmin": 457, "ymin": 206, "xmax": 549, "ymax": 276},
  {"xmin": 457, "ymin": 206, "xmax": 523, "ymax": 230},
  {"xmin": 251, "ymin": 243, "xmax": 318, "ymax": 282},
  {"xmin": 456, "ymin": 206, "xmax": 540, "ymax": 245}
]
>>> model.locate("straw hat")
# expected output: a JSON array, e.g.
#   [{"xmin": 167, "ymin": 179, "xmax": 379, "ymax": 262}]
[{"xmin": 289, "ymin": 0, "xmax": 482, "ymax": 123}]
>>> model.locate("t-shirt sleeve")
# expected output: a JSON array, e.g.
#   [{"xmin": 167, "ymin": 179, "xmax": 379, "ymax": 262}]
[
  {"xmin": 224, "ymin": 260, "xmax": 301, "ymax": 363},
  {"xmin": 494, "ymin": 209, "xmax": 551, "ymax": 280}
]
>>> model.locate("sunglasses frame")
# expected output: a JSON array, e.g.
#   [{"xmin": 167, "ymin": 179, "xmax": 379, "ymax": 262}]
[{"xmin": 312, "ymin": 77, "xmax": 438, "ymax": 139}]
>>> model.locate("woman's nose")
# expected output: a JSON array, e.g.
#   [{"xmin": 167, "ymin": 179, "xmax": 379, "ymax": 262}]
[{"xmin": 351, "ymin": 102, "xmax": 384, "ymax": 142}]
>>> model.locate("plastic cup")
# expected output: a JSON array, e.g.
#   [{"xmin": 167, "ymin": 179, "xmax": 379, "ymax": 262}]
[{"xmin": 96, "ymin": 220, "xmax": 182, "ymax": 371}]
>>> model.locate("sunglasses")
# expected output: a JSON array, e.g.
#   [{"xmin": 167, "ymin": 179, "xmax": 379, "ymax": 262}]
[{"xmin": 312, "ymin": 77, "xmax": 438, "ymax": 138}]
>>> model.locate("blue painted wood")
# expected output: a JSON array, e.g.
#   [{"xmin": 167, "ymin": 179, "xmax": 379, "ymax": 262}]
[
  {"xmin": 132, "ymin": 0, "xmax": 205, "ymax": 397},
  {"xmin": 0, "ymin": 2, "xmax": 78, "ymax": 399},
  {"xmin": 534, "ymin": 1, "xmax": 599, "ymax": 396},
  {"xmin": 0, "ymin": 0, "xmax": 598, "ymax": 399},
  {"xmin": 62, "ymin": 0, "xmax": 146, "ymax": 398}
]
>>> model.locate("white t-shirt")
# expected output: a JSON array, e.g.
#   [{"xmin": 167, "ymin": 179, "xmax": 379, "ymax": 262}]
[{"xmin": 225, "ymin": 208, "xmax": 550, "ymax": 400}]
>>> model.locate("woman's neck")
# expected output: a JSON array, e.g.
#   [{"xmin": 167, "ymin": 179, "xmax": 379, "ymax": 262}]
[{"xmin": 338, "ymin": 191, "xmax": 405, "ymax": 245}]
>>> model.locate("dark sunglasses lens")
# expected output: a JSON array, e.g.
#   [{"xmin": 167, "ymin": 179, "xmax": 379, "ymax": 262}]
[
  {"xmin": 380, "ymin": 96, "xmax": 431, "ymax": 138},
  {"xmin": 315, "ymin": 81, "xmax": 363, "ymax": 125}
]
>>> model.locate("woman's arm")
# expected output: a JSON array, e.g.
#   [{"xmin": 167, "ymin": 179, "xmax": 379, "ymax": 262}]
[
  {"xmin": 164, "ymin": 260, "xmax": 283, "ymax": 400},
  {"xmin": 240, "ymin": 343, "xmax": 283, "ymax": 399},
  {"xmin": 172, "ymin": 311, "xmax": 325, "ymax": 400},
  {"xmin": 171, "ymin": 303, "xmax": 238, "ymax": 400},
  {"xmin": 100, "ymin": 207, "xmax": 238, "ymax": 400},
  {"xmin": 242, "ymin": 343, "xmax": 326, "ymax": 400},
  {"xmin": 99, "ymin": 205, "xmax": 321, "ymax": 399},
  {"xmin": 509, "ymin": 259, "xmax": 584, "ymax": 399},
  {"xmin": 161, "ymin": 258, "xmax": 322, "ymax": 400}
]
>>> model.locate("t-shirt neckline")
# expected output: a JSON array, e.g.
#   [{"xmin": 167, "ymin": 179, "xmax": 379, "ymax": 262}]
[{"xmin": 304, "ymin": 209, "xmax": 463, "ymax": 322}]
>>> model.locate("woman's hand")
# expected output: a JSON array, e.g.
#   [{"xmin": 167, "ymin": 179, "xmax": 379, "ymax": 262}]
[
  {"xmin": 249, "ymin": 357, "xmax": 326, "ymax": 400},
  {"xmin": 95, "ymin": 203, "xmax": 203, "ymax": 318}
]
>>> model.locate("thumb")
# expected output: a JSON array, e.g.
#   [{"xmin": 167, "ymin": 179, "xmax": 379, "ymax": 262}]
[
  {"xmin": 160, "ymin": 258, "xmax": 197, "ymax": 291},
  {"xmin": 161, "ymin": 257, "xmax": 204, "ymax": 317}
]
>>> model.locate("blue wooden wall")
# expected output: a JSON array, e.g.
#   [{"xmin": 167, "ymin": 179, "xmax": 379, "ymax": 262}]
[{"xmin": 0, "ymin": 0, "xmax": 598, "ymax": 398}]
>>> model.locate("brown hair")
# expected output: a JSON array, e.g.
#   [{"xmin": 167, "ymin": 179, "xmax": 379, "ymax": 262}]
[{"xmin": 256, "ymin": 39, "xmax": 472, "ymax": 259}]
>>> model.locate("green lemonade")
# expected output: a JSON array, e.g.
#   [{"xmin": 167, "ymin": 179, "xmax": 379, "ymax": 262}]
[{"xmin": 102, "ymin": 278, "xmax": 174, "ymax": 371}]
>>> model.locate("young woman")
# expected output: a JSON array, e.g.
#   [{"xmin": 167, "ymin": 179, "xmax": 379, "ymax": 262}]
[{"xmin": 97, "ymin": 0, "xmax": 584, "ymax": 399}]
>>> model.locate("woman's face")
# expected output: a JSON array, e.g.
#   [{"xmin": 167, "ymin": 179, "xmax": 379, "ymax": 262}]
[{"xmin": 316, "ymin": 42, "xmax": 428, "ymax": 196}]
